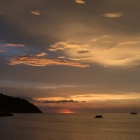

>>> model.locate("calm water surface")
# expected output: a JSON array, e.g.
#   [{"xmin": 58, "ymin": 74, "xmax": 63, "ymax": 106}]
[{"xmin": 0, "ymin": 113, "xmax": 140, "ymax": 140}]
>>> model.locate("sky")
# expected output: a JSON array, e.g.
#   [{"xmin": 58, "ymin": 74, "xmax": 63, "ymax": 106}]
[{"xmin": 0, "ymin": 0, "xmax": 140, "ymax": 113}]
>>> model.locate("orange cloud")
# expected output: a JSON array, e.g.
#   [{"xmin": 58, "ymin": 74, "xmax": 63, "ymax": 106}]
[
  {"xmin": 0, "ymin": 50, "xmax": 5, "ymax": 53},
  {"xmin": 8, "ymin": 54, "xmax": 89, "ymax": 68},
  {"xmin": 75, "ymin": 0, "xmax": 85, "ymax": 4},
  {"xmin": 0, "ymin": 43, "xmax": 26, "ymax": 53},
  {"xmin": 36, "ymin": 52, "xmax": 47, "ymax": 57}
]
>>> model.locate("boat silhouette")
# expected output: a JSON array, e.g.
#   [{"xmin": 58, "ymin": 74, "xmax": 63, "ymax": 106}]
[{"xmin": 130, "ymin": 105, "xmax": 137, "ymax": 115}]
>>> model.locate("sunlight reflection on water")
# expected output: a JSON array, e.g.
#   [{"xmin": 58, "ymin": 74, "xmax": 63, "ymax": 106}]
[{"xmin": 0, "ymin": 113, "xmax": 140, "ymax": 140}]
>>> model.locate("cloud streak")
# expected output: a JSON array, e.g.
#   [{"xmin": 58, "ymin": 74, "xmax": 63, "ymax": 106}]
[
  {"xmin": 8, "ymin": 54, "xmax": 89, "ymax": 68},
  {"xmin": 44, "ymin": 100, "xmax": 78, "ymax": 103},
  {"xmin": 103, "ymin": 13, "xmax": 122, "ymax": 18},
  {"xmin": 0, "ymin": 43, "xmax": 26, "ymax": 53},
  {"xmin": 0, "ymin": 43, "xmax": 26, "ymax": 48},
  {"xmin": 90, "ymin": 35, "xmax": 110, "ymax": 42}
]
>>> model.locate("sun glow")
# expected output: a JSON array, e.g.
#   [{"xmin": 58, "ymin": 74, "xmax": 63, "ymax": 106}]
[{"xmin": 57, "ymin": 109, "xmax": 75, "ymax": 114}]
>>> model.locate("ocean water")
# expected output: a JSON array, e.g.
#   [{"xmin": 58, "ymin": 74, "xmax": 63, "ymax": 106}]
[{"xmin": 0, "ymin": 113, "xmax": 140, "ymax": 140}]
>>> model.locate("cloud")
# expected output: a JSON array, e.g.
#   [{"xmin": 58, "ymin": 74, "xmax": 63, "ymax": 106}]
[
  {"xmin": 0, "ymin": 43, "xmax": 26, "ymax": 48},
  {"xmin": 0, "ymin": 43, "xmax": 26, "ymax": 53},
  {"xmin": 8, "ymin": 54, "xmax": 89, "ymax": 68},
  {"xmin": 90, "ymin": 35, "xmax": 110, "ymax": 42},
  {"xmin": 48, "ymin": 41, "xmax": 89, "ymax": 52},
  {"xmin": 118, "ymin": 41, "xmax": 140, "ymax": 46},
  {"xmin": 70, "ymin": 93, "xmax": 140, "ymax": 103},
  {"xmin": 44, "ymin": 100, "xmax": 78, "ymax": 103},
  {"xmin": 69, "ymin": 56, "xmax": 92, "ymax": 61},
  {"xmin": 77, "ymin": 50, "xmax": 90, "ymax": 54},
  {"xmin": 5, "ymin": 44, "xmax": 26, "ymax": 47},
  {"xmin": 36, "ymin": 52, "xmax": 47, "ymax": 57},
  {"xmin": 103, "ymin": 13, "xmax": 122, "ymax": 18},
  {"xmin": 75, "ymin": 0, "xmax": 85, "ymax": 4},
  {"xmin": 57, "ymin": 56, "xmax": 66, "ymax": 59},
  {"xmin": 30, "ymin": 10, "xmax": 41, "ymax": 16},
  {"xmin": 0, "ymin": 50, "xmax": 5, "ymax": 53},
  {"xmin": 58, "ymin": 36, "xmax": 140, "ymax": 67}
]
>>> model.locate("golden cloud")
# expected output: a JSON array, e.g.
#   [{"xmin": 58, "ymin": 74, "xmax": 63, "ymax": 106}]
[
  {"xmin": 57, "ymin": 36, "xmax": 140, "ymax": 67},
  {"xmin": 75, "ymin": 0, "xmax": 85, "ymax": 4},
  {"xmin": 48, "ymin": 41, "xmax": 89, "ymax": 52},
  {"xmin": 8, "ymin": 54, "xmax": 89, "ymax": 68},
  {"xmin": 30, "ymin": 10, "xmax": 41, "ymax": 16},
  {"xmin": 103, "ymin": 13, "xmax": 122, "ymax": 18},
  {"xmin": 71, "ymin": 92, "xmax": 140, "ymax": 103}
]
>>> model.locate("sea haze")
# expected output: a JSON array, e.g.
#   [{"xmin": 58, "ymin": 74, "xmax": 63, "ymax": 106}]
[{"xmin": 0, "ymin": 113, "xmax": 139, "ymax": 140}]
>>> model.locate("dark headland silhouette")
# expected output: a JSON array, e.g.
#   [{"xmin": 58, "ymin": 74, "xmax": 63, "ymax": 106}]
[{"xmin": 0, "ymin": 93, "xmax": 42, "ymax": 116}]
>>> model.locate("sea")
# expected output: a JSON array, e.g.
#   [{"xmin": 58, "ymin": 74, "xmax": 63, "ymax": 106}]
[{"xmin": 0, "ymin": 113, "xmax": 140, "ymax": 140}]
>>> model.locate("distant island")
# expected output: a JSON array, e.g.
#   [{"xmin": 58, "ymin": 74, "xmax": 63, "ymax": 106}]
[{"xmin": 0, "ymin": 93, "xmax": 42, "ymax": 116}]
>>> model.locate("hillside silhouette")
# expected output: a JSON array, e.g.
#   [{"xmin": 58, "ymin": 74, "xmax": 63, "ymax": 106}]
[{"xmin": 0, "ymin": 93, "xmax": 42, "ymax": 113}]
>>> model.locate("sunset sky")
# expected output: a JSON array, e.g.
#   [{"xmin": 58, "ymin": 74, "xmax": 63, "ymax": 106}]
[{"xmin": 1, "ymin": 0, "xmax": 140, "ymax": 113}]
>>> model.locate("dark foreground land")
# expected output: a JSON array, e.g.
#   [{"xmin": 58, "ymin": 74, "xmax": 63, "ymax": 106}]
[{"xmin": 0, "ymin": 93, "xmax": 42, "ymax": 116}]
